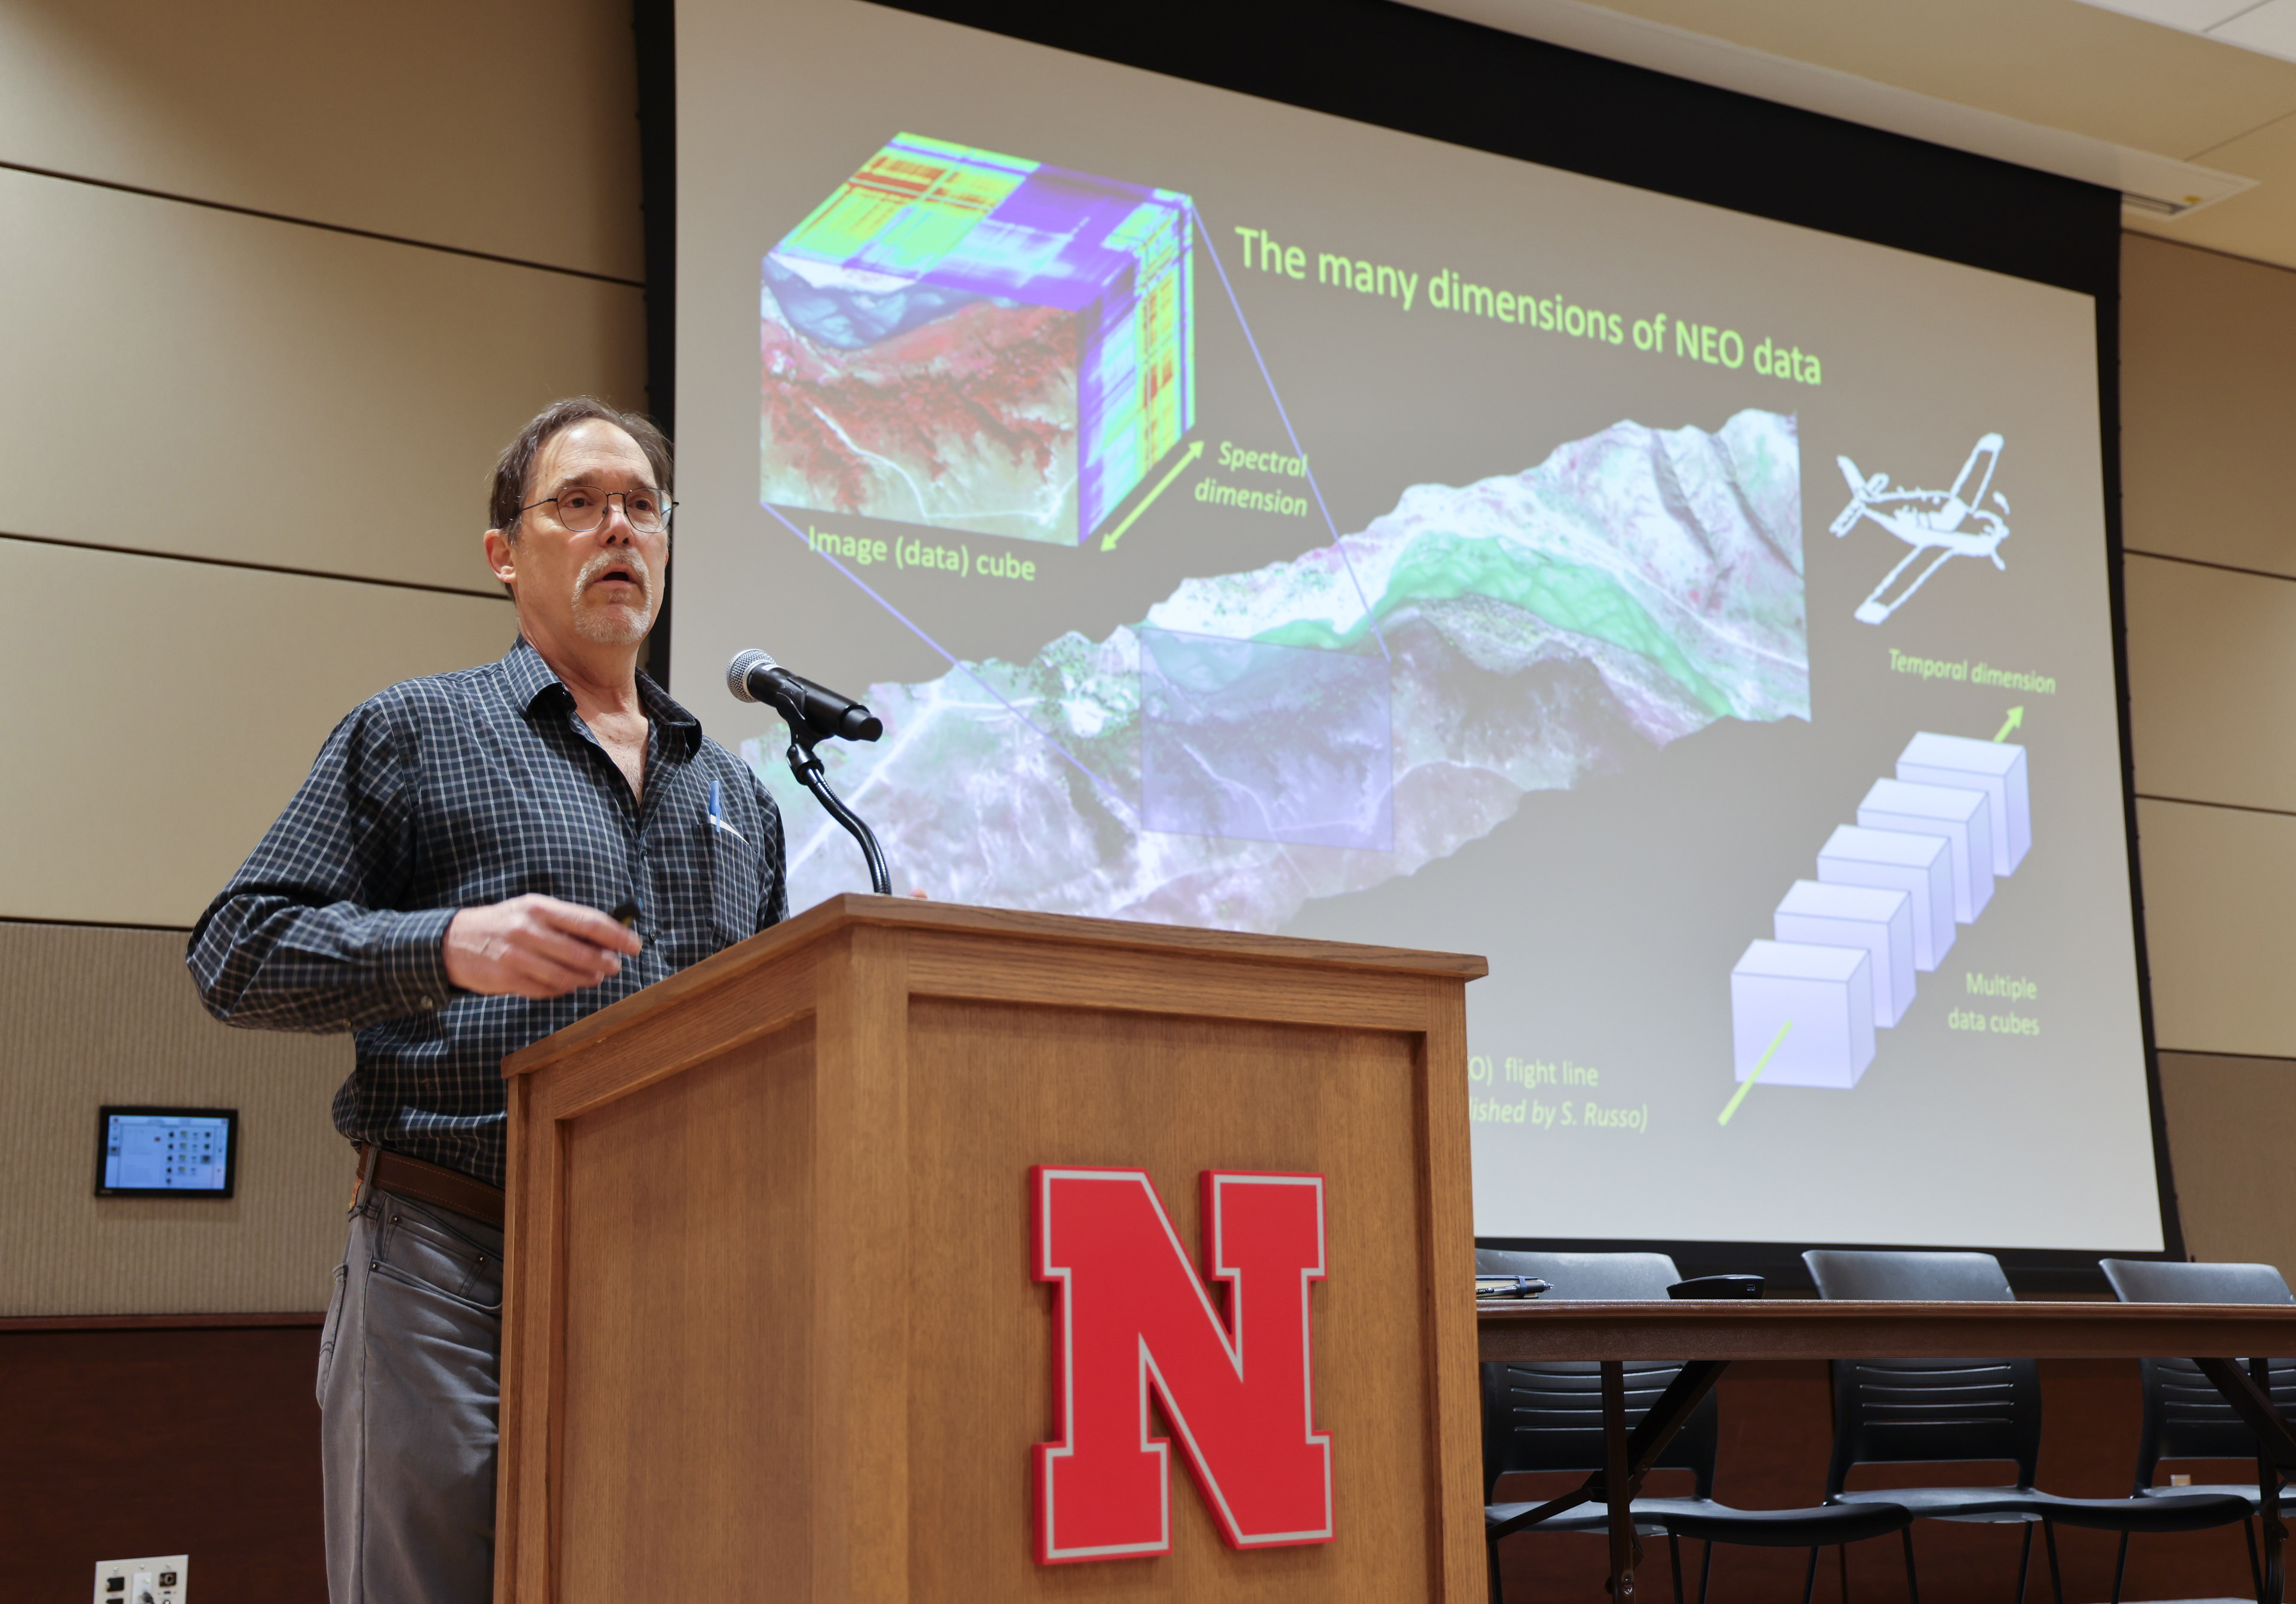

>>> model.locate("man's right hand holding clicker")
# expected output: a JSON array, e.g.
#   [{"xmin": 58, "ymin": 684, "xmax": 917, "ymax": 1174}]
[{"xmin": 444, "ymin": 894, "xmax": 645, "ymax": 999}]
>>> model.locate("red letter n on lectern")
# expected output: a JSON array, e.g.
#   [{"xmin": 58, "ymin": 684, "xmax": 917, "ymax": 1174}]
[{"xmin": 1031, "ymin": 1166, "xmax": 1332, "ymax": 1563}]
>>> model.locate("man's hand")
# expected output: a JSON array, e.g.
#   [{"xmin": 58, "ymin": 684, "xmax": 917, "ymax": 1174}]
[{"xmin": 443, "ymin": 895, "xmax": 644, "ymax": 999}]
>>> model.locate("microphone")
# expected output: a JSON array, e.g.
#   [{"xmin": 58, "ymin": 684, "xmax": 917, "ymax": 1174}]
[
  {"xmin": 728, "ymin": 648, "xmax": 892, "ymax": 893},
  {"xmin": 727, "ymin": 649, "xmax": 883, "ymax": 743}
]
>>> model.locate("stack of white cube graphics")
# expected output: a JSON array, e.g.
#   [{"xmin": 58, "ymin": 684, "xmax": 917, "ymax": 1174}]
[{"xmin": 1731, "ymin": 732, "xmax": 2032, "ymax": 1091}]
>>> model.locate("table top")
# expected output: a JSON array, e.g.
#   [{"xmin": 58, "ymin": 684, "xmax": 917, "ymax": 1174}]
[{"xmin": 1476, "ymin": 1298, "xmax": 2296, "ymax": 1362}]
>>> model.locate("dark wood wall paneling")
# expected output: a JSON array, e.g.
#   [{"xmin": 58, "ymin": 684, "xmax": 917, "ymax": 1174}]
[
  {"xmin": 0, "ymin": 1317, "xmax": 325, "ymax": 1601},
  {"xmin": 1, "ymin": 1315, "xmax": 2257, "ymax": 1600}
]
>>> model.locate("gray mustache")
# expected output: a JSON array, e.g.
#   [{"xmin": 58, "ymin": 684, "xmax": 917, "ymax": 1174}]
[{"xmin": 578, "ymin": 550, "xmax": 652, "ymax": 595}]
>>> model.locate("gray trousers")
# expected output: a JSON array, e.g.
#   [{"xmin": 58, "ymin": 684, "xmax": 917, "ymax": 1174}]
[{"xmin": 318, "ymin": 1172, "xmax": 504, "ymax": 1603}]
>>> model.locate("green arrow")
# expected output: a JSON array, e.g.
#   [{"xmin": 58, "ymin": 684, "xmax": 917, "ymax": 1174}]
[
  {"xmin": 1994, "ymin": 706, "xmax": 2024, "ymax": 742},
  {"xmin": 1100, "ymin": 439, "xmax": 1203, "ymax": 552},
  {"xmin": 1718, "ymin": 1020, "xmax": 1791, "ymax": 1127}
]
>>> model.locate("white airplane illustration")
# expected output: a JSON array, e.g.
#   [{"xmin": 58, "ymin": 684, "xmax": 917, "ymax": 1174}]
[{"xmin": 1830, "ymin": 432, "xmax": 2011, "ymax": 625}]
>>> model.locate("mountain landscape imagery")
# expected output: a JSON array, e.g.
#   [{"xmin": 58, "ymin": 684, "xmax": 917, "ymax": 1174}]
[{"xmin": 748, "ymin": 408, "xmax": 1808, "ymax": 927}]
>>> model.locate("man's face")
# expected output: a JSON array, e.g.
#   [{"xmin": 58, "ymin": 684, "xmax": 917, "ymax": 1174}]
[{"xmin": 490, "ymin": 419, "xmax": 669, "ymax": 651}]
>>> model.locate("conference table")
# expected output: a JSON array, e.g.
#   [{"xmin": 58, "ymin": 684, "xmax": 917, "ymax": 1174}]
[{"xmin": 1477, "ymin": 1299, "xmax": 2296, "ymax": 1602}]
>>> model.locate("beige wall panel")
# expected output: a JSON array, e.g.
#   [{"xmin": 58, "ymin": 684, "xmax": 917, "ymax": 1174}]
[
  {"xmin": 0, "ymin": 921, "xmax": 352, "ymax": 1317},
  {"xmin": 2125, "ymin": 554, "xmax": 2296, "ymax": 810},
  {"xmin": 0, "ymin": 540, "xmax": 514, "ymax": 927},
  {"xmin": 0, "ymin": 167, "xmax": 647, "ymax": 593},
  {"xmin": 0, "ymin": 0, "xmax": 642, "ymax": 281},
  {"xmin": 2157, "ymin": 1050, "xmax": 2296, "ymax": 1274},
  {"xmin": 2135, "ymin": 797, "xmax": 2296, "ymax": 1058},
  {"xmin": 2122, "ymin": 235, "xmax": 2296, "ymax": 578}
]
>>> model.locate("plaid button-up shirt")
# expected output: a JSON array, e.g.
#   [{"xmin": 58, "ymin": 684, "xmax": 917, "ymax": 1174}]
[{"xmin": 188, "ymin": 638, "xmax": 787, "ymax": 1187}]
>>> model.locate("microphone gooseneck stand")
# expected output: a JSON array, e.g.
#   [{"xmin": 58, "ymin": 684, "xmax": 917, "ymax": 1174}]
[{"xmin": 780, "ymin": 719, "xmax": 891, "ymax": 896}]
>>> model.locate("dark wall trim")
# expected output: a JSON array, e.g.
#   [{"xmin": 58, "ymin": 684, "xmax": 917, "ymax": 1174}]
[
  {"xmin": 0, "ymin": 1312, "xmax": 324, "ymax": 1332},
  {"xmin": 0, "ymin": 158, "xmax": 642, "ymax": 288},
  {"xmin": 633, "ymin": 0, "xmax": 678, "ymax": 691},
  {"xmin": 2135, "ymin": 793, "xmax": 2296, "ymax": 821},
  {"xmin": 2, "ymin": 530, "xmax": 511, "ymax": 604},
  {"xmin": 0, "ymin": 915, "xmax": 193, "ymax": 934},
  {"xmin": 2097, "ymin": 229, "xmax": 2189, "ymax": 1270},
  {"xmin": 2126, "ymin": 547, "xmax": 2296, "ymax": 586}
]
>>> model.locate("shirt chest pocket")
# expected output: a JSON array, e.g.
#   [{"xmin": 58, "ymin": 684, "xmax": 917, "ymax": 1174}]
[{"xmin": 704, "ymin": 818, "xmax": 762, "ymax": 949}]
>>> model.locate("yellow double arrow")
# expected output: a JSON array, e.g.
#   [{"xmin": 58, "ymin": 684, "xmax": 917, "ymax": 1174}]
[{"xmin": 1099, "ymin": 439, "xmax": 1204, "ymax": 552}]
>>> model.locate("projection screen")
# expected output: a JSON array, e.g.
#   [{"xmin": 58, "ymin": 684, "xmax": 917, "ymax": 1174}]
[{"xmin": 669, "ymin": 0, "xmax": 2163, "ymax": 1255}]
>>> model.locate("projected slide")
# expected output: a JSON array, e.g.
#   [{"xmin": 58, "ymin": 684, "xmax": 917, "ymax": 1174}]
[{"xmin": 676, "ymin": 0, "xmax": 2160, "ymax": 1257}]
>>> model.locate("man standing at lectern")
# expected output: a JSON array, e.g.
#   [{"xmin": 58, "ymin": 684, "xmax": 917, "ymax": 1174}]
[{"xmin": 188, "ymin": 398, "xmax": 787, "ymax": 1603}]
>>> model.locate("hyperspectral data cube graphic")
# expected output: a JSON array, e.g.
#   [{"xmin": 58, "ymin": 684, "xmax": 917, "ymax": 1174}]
[
  {"xmin": 1898, "ymin": 733, "xmax": 2030, "ymax": 875},
  {"xmin": 761, "ymin": 133, "xmax": 1195, "ymax": 547},
  {"xmin": 1857, "ymin": 778, "xmax": 1993, "ymax": 924},
  {"xmin": 1774, "ymin": 879, "xmax": 1915, "ymax": 1029},
  {"xmin": 1816, "ymin": 824, "xmax": 1956, "ymax": 972},
  {"xmin": 1731, "ymin": 940, "xmax": 1875, "ymax": 1090},
  {"xmin": 1140, "ymin": 628, "xmax": 1394, "ymax": 851}
]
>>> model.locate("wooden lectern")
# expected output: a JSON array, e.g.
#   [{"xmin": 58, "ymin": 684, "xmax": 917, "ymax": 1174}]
[{"xmin": 495, "ymin": 895, "xmax": 1486, "ymax": 1602}]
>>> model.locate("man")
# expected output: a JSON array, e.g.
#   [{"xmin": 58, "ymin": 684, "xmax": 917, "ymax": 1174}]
[{"xmin": 188, "ymin": 397, "xmax": 786, "ymax": 1603}]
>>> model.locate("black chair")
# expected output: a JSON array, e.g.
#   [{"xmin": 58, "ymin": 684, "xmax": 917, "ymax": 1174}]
[
  {"xmin": 2100, "ymin": 1256, "xmax": 2296, "ymax": 1601},
  {"xmin": 1805, "ymin": 1249, "xmax": 2252, "ymax": 1603},
  {"xmin": 1479, "ymin": 1249, "xmax": 1917, "ymax": 1603}
]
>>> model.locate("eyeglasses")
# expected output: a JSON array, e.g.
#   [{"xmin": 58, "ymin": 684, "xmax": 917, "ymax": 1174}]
[{"xmin": 520, "ymin": 485, "xmax": 675, "ymax": 535}]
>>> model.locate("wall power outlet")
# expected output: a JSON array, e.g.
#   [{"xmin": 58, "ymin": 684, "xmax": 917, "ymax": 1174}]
[{"xmin": 93, "ymin": 1554, "xmax": 187, "ymax": 1604}]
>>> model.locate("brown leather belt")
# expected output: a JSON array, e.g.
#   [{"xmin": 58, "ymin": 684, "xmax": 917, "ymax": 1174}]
[{"xmin": 355, "ymin": 1144, "xmax": 505, "ymax": 1230}]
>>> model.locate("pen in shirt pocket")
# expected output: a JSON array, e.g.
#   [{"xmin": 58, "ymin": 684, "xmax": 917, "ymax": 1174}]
[{"xmin": 707, "ymin": 778, "xmax": 746, "ymax": 842}]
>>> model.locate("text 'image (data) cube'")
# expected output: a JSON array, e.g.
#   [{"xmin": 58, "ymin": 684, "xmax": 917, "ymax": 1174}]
[
  {"xmin": 1731, "ymin": 940, "xmax": 1876, "ymax": 1089},
  {"xmin": 1774, "ymin": 878, "xmax": 1914, "ymax": 1028},
  {"xmin": 1816, "ymin": 824, "xmax": 1955, "ymax": 972},
  {"xmin": 1858, "ymin": 777, "xmax": 1993, "ymax": 923}
]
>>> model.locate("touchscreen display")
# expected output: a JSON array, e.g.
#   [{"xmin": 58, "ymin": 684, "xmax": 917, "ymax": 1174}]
[{"xmin": 97, "ymin": 1107, "xmax": 236, "ymax": 1197}]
